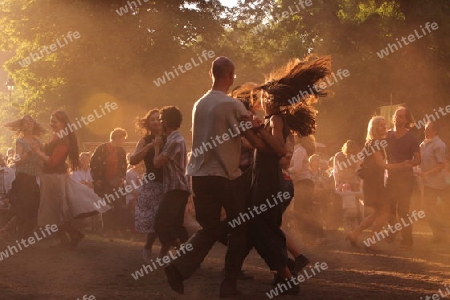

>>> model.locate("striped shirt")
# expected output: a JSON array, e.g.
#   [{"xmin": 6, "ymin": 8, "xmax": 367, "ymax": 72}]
[
  {"xmin": 15, "ymin": 138, "xmax": 43, "ymax": 176},
  {"xmin": 161, "ymin": 130, "xmax": 190, "ymax": 193}
]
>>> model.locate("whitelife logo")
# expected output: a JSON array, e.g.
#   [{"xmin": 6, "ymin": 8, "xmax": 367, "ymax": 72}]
[
  {"xmin": 18, "ymin": 31, "xmax": 81, "ymax": 68},
  {"xmin": 228, "ymin": 191, "xmax": 291, "ymax": 228},
  {"xmin": 131, "ymin": 243, "xmax": 194, "ymax": 280},
  {"xmin": 266, "ymin": 261, "xmax": 328, "ymax": 298},
  {"xmin": 363, "ymin": 210, "xmax": 425, "ymax": 247},
  {"xmin": 335, "ymin": 139, "xmax": 387, "ymax": 172},
  {"xmin": 0, "ymin": 224, "xmax": 58, "ymax": 261},
  {"xmin": 153, "ymin": 50, "xmax": 216, "ymax": 87},
  {"xmin": 116, "ymin": 0, "xmax": 149, "ymax": 16},
  {"xmin": 287, "ymin": 69, "xmax": 350, "ymax": 106},
  {"xmin": 415, "ymin": 104, "xmax": 450, "ymax": 129},
  {"xmin": 93, "ymin": 173, "xmax": 155, "ymax": 210},
  {"xmin": 251, "ymin": 0, "xmax": 313, "ymax": 35},
  {"xmin": 190, "ymin": 120, "xmax": 253, "ymax": 158},
  {"xmin": 376, "ymin": 22, "xmax": 439, "ymax": 58},
  {"xmin": 55, "ymin": 102, "xmax": 118, "ymax": 138},
  {"xmin": 76, "ymin": 296, "xmax": 95, "ymax": 300},
  {"xmin": 420, "ymin": 284, "xmax": 450, "ymax": 300}
]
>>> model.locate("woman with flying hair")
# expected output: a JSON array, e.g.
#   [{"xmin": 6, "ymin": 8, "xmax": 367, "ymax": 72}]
[
  {"xmin": 129, "ymin": 109, "xmax": 164, "ymax": 263},
  {"xmin": 33, "ymin": 110, "xmax": 108, "ymax": 248},
  {"xmin": 346, "ymin": 116, "xmax": 410, "ymax": 249},
  {"xmin": 232, "ymin": 83, "xmax": 314, "ymax": 277},
  {"xmin": 0, "ymin": 116, "xmax": 45, "ymax": 241},
  {"xmin": 247, "ymin": 56, "xmax": 330, "ymax": 293}
]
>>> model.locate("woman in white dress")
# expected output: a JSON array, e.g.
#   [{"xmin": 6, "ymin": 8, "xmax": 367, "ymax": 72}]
[{"xmin": 33, "ymin": 110, "xmax": 108, "ymax": 248}]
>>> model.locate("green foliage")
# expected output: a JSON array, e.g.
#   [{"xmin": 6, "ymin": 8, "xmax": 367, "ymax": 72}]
[{"xmin": 0, "ymin": 0, "xmax": 449, "ymax": 152}]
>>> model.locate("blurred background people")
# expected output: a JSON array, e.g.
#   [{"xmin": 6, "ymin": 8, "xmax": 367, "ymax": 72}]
[
  {"xmin": 125, "ymin": 154, "xmax": 144, "ymax": 234},
  {"xmin": 346, "ymin": 116, "xmax": 409, "ymax": 249},
  {"xmin": 71, "ymin": 152, "xmax": 94, "ymax": 189},
  {"xmin": 130, "ymin": 109, "xmax": 163, "ymax": 263},
  {"xmin": 419, "ymin": 121, "xmax": 449, "ymax": 243},
  {"xmin": 0, "ymin": 155, "xmax": 16, "ymax": 243},
  {"xmin": 91, "ymin": 128, "xmax": 128, "ymax": 241},
  {"xmin": 333, "ymin": 140, "xmax": 361, "ymax": 191},
  {"xmin": 34, "ymin": 110, "xmax": 105, "ymax": 248},
  {"xmin": 2, "ymin": 116, "xmax": 44, "ymax": 240},
  {"xmin": 289, "ymin": 135, "xmax": 325, "ymax": 246},
  {"xmin": 386, "ymin": 107, "xmax": 420, "ymax": 249}
]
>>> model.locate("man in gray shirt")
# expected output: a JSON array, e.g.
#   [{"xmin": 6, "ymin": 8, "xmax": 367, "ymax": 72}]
[
  {"xmin": 419, "ymin": 121, "xmax": 449, "ymax": 243},
  {"xmin": 386, "ymin": 106, "xmax": 420, "ymax": 248},
  {"xmin": 164, "ymin": 57, "xmax": 285, "ymax": 297}
]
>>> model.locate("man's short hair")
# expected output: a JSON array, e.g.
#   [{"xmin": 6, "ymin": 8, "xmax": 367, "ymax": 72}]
[
  {"xmin": 427, "ymin": 121, "xmax": 440, "ymax": 134},
  {"xmin": 211, "ymin": 57, "xmax": 234, "ymax": 80},
  {"xmin": 110, "ymin": 128, "xmax": 128, "ymax": 141},
  {"xmin": 160, "ymin": 106, "xmax": 182, "ymax": 129}
]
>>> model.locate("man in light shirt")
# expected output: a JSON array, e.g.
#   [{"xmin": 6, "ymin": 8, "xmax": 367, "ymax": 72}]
[
  {"xmin": 164, "ymin": 56, "xmax": 282, "ymax": 298},
  {"xmin": 419, "ymin": 121, "xmax": 449, "ymax": 243}
]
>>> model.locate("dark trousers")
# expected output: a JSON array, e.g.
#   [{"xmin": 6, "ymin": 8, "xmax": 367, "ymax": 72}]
[
  {"xmin": 172, "ymin": 176, "xmax": 247, "ymax": 281},
  {"xmin": 386, "ymin": 175, "xmax": 415, "ymax": 244},
  {"xmin": 95, "ymin": 183, "xmax": 126, "ymax": 232},
  {"xmin": 424, "ymin": 186, "xmax": 449, "ymax": 237},
  {"xmin": 11, "ymin": 173, "xmax": 40, "ymax": 239},
  {"xmin": 294, "ymin": 179, "xmax": 325, "ymax": 244},
  {"xmin": 155, "ymin": 189, "xmax": 189, "ymax": 245}
]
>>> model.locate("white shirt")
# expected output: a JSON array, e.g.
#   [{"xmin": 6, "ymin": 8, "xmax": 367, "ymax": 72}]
[
  {"xmin": 289, "ymin": 144, "xmax": 312, "ymax": 182},
  {"xmin": 0, "ymin": 166, "xmax": 15, "ymax": 197},
  {"xmin": 126, "ymin": 169, "xmax": 140, "ymax": 205},
  {"xmin": 187, "ymin": 90, "xmax": 250, "ymax": 180},
  {"xmin": 71, "ymin": 168, "xmax": 93, "ymax": 184}
]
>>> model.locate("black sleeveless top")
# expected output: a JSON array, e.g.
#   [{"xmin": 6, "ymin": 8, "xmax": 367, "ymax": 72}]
[{"xmin": 143, "ymin": 135, "xmax": 163, "ymax": 183}]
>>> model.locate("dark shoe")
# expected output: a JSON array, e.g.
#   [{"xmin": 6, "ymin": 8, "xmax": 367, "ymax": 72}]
[
  {"xmin": 273, "ymin": 273, "xmax": 283, "ymax": 286},
  {"xmin": 294, "ymin": 254, "xmax": 310, "ymax": 272},
  {"xmin": 283, "ymin": 281, "xmax": 300, "ymax": 295},
  {"xmin": 273, "ymin": 258, "xmax": 297, "ymax": 286},
  {"xmin": 221, "ymin": 269, "xmax": 254, "ymax": 280},
  {"xmin": 71, "ymin": 232, "xmax": 85, "ymax": 248},
  {"xmin": 219, "ymin": 278, "xmax": 242, "ymax": 298},
  {"xmin": 164, "ymin": 264, "xmax": 184, "ymax": 294}
]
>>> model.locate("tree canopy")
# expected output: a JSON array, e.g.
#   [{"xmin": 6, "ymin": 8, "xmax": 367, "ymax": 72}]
[{"xmin": 1, "ymin": 0, "xmax": 448, "ymax": 152}]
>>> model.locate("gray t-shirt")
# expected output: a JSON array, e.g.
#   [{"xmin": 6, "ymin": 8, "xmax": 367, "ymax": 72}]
[{"xmin": 187, "ymin": 90, "xmax": 250, "ymax": 180}]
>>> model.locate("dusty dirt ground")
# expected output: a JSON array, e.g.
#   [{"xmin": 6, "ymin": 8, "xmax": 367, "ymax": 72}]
[{"xmin": 1, "ymin": 217, "xmax": 449, "ymax": 300}]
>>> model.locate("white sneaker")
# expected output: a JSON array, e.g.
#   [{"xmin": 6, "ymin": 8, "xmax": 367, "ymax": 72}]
[{"xmin": 142, "ymin": 247, "xmax": 152, "ymax": 264}]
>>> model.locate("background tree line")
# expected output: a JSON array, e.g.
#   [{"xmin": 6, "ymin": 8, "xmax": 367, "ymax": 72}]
[{"xmin": 0, "ymin": 0, "xmax": 448, "ymax": 154}]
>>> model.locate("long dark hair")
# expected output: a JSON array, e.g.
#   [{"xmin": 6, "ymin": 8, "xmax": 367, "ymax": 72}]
[
  {"xmin": 52, "ymin": 110, "xmax": 79, "ymax": 170},
  {"xmin": 135, "ymin": 109, "xmax": 159, "ymax": 136},
  {"xmin": 4, "ymin": 115, "xmax": 46, "ymax": 137},
  {"xmin": 230, "ymin": 82, "xmax": 259, "ymax": 110},
  {"xmin": 257, "ymin": 56, "xmax": 331, "ymax": 136}
]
